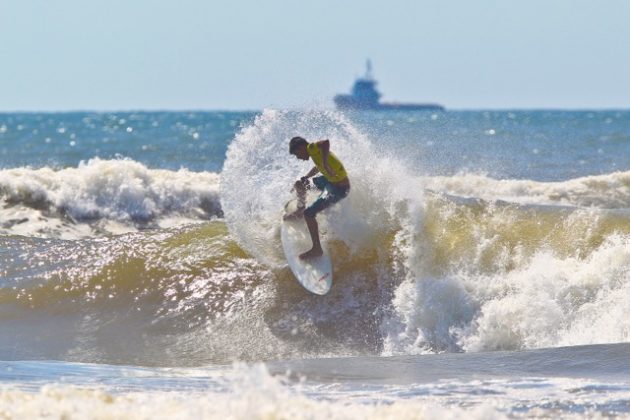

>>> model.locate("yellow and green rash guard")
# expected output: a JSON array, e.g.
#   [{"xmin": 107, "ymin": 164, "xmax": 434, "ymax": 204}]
[{"xmin": 307, "ymin": 143, "xmax": 348, "ymax": 183}]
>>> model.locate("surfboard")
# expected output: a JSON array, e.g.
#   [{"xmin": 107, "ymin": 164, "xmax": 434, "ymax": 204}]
[{"xmin": 280, "ymin": 200, "xmax": 333, "ymax": 295}]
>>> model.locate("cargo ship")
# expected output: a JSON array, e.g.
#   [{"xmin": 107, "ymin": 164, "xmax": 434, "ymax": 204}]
[{"xmin": 334, "ymin": 60, "xmax": 444, "ymax": 111}]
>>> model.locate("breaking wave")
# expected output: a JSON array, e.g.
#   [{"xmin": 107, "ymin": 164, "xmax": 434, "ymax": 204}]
[
  {"xmin": 1, "ymin": 109, "xmax": 629, "ymax": 366},
  {"xmin": 0, "ymin": 158, "xmax": 221, "ymax": 238}
]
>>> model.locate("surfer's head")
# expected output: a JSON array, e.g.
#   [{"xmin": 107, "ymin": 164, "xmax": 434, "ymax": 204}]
[{"xmin": 289, "ymin": 136, "xmax": 309, "ymax": 160}]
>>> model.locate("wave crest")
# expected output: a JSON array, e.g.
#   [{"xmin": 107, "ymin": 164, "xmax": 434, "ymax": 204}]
[{"xmin": 0, "ymin": 158, "xmax": 221, "ymax": 238}]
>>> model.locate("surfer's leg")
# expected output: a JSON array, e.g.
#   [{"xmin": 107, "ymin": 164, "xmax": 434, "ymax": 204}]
[
  {"xmin": 301, "ymin": 198, "xmax": 326, "ymax": 259},
  {"xmin": 299, "ymin": 178, "xmax": 348, "ymax": 259},
  {"xmin": 300, "ymin": 215, "xmax": 323, "ymax": 259}
]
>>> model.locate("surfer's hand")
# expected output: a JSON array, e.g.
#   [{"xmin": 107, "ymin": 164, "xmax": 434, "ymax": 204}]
[{"xmin": 291, "ymin": 177, "xmax": 308, "ymax": 193}]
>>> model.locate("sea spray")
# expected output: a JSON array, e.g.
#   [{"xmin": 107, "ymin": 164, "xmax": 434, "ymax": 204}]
[{"xmin": 220, "ymin": 108, "xmax": 422, "ymax": 266}]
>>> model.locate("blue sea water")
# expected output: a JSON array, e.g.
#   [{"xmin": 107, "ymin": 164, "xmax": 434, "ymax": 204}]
[
  {"xmin": 1, "ymin": 109, "xmax": 630, "ymax": 418},
  {"xmin": 0, "ymin": 112, "xmax": 256, "ymax": 172}
]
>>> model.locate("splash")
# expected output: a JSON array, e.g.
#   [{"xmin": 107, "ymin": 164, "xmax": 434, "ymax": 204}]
[{"xmin": 220, "ymin": 108, "xmax": 423, "ymax": 266}]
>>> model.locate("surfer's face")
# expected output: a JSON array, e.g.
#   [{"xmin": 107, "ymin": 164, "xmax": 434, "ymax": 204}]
[{"xmin": 293, "ymin": 145, "xmax": 309, "ymax": 160}]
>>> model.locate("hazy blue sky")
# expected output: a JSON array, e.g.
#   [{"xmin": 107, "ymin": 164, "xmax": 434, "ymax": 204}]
[{"xmin": 1, "ymin": 0, "xmax": 629, "ymax": 111}]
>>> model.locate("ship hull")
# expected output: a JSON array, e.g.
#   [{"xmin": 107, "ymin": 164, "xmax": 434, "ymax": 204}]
[{"xmin": 334, "ymin": 95, "xmax": 444, "ymax": 111}]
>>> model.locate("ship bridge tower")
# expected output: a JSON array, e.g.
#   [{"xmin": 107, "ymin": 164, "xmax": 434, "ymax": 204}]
[{"xmin": 350, "ymin": 59, "xmax": 381, "ymax": 106}]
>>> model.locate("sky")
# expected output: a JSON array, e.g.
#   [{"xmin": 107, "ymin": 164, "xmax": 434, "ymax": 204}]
[{"xmin": 1, "ymin": 0, "xmax": 629, "ymax": 111}]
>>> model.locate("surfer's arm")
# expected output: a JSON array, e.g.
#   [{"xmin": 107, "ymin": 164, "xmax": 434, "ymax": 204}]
[
  {"xmin": 301, "ymin": 166, "xmax": 319, "ymax": 183},
  {"xmin": 292, "ymin": 166, "xmax": 319, "ymax": 193},
  {"xmin": 293, "ymin": 166, "xmax": 319, "ymax": 192},
  {"xmin": 317, "ymin": 140, "xmax": 336, "ymax": 177}
]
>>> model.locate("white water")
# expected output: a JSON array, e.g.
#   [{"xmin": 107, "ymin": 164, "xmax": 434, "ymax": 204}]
[
  {"xmin": 2, "ymin": 360, "xmax": 629, "ymax": 419},
  {"xmin": 221, "ymin": 109, "xmax": 630, "ymax": 357},
  {"xmin": 0, "ymin": 158, "xmax": 221, "ymax": 237}
]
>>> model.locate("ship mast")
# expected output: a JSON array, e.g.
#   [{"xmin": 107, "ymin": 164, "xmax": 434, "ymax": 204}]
[{"xmin": 365, "ymin": 59, "xmax": 373, "ymax": 80}]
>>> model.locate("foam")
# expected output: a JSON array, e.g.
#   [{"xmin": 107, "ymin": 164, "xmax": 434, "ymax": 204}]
[
  {"xmin": 0, "ymin": 364, "xmax": 504, "ymax": 420},
  {"xmin": 0, "ymin": 385, "xmax": 505, "ymax": 420},
  {"xmin": 2, "ymin": 362, "xmax": 627, "ymax": 419},
  {"xmin": 423, "ymin": 170, "xmax": 630, "ymax": 209},
  {"xmin": 0, "ymin": 158, "xmax": 221, "ymax": 238},
  {"xmin": 385, "ymin": 221, "xmax": 630, "ymax": 355}
]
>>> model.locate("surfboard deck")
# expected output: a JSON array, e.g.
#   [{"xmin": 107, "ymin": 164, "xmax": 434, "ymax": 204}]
[{"xmin": 280, "ymin": 200, "xmax": 333, "ymax": 295}]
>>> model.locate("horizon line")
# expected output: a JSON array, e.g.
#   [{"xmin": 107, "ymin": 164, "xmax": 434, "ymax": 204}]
[{"xmin": 1, "ymin": 106, "xmax": 629, "ymax": 114}]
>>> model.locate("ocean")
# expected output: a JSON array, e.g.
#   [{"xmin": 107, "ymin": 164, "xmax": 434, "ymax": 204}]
[{"xmin": 1, "ymin": 109, "xmax": 630, "ymax": 418}]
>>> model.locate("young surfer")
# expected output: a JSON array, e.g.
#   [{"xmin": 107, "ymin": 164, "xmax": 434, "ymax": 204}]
[{"xmin": 285, "ymin": 136, "xmax": 350, "ymax": 259}]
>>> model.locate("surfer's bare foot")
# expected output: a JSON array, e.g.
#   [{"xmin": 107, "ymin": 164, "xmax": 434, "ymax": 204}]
[{"xmin": 299, "ymin": 247, "xmax": 323, "ymax": 260}]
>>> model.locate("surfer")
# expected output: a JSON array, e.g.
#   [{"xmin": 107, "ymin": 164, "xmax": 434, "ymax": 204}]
[{"xmin": 285, "ymin": 136, "xmax": 350, "ymax": 259}]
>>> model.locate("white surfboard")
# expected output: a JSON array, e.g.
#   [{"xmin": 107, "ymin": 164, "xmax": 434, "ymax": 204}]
[{"xmin": 280, "ymin": 200, "xmax": 333, "ymax": 295}]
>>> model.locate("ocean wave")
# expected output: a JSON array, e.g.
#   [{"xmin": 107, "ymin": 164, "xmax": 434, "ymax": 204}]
[
  {"xmin": 0, "ymin": 158, "xmax": 221, "ymax": 238},
  {"xmin": 0, "ymin": 221, "xmax": 392, "ymax": 365},
  {"xmin": 423, "ymin": 170, "xmax": 630, "ymax": 209},
  {"xmin": 0, "ymin": 363, "xmax": 500, "ymax": 420},
  {"xmin": 2, "ymin": 109, "xmax": 630, "ymax": 366},
  {"xmin": 3, "ymin": 350, "xmax": 630, "ymax": 419},
  {"xmin": 1, "ymin": 152, "xmax": 627, "ymax": 241},
  {"xmin": 2, "ymin": 191, "xmax": 630, "ymax": 365}
]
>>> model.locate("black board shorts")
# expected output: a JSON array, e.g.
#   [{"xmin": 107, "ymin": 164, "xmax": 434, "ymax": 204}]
[{"xmin": 303, "ymin": 176, "xmax": 349, "ymax": 218}]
